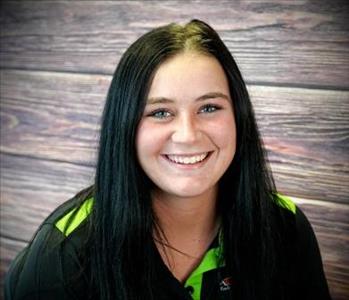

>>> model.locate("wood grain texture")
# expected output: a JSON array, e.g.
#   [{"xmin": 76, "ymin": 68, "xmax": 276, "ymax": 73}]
[
  {"xmin": 0, "ymin": 69, "xmax": 106, "ymax": 164},
  {"xmin": 1, "ymin": 1, "xmax": 348, "ymax": 89},
  {"xmin": 1, "ymin": 70, "xmax": 348, "ymax": 203},
  {"xmin": 0, "ymin": 152, "xmax": 95, "ymax": 241},
  {"xmin": 250, "ymin": 85, "xmax": 349, "ymax": 203}
]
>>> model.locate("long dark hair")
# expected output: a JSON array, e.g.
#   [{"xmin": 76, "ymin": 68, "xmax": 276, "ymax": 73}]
[{"xmin": 85, "ymin": 19, "xmax": 282, "ymax": 299}]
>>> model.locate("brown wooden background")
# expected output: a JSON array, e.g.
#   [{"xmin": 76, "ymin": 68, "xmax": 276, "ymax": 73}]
[{"xmin": 1, "ymin": 1, "xmax": 348, "ymax": 299}]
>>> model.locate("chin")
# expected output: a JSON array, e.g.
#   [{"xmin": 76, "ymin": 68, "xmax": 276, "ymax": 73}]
[{"xmin": 165, "ymin": 184, "xmax": 213, "ymax": 199}]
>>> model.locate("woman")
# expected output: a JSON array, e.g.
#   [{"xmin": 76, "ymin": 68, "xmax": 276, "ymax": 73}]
[{"xmin": 5, "ymin": 19, "xmax": 331, "ymax": 300}]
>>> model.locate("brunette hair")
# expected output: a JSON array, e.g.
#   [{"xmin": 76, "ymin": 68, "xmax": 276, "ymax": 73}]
[{"xmin": 78, "ymin": 19, "xmax": 282, "ymax": 299}]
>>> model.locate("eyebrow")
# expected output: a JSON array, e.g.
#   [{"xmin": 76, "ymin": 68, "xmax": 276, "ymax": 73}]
[{"xmin": 147, "ymin": 92, "xmax": 231, "ymax": 104}]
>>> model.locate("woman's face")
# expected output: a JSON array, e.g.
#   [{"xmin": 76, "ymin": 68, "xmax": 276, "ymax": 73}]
[{"xmin": 136, "ymin": 52, "xmax": 236, "ymax": 199}]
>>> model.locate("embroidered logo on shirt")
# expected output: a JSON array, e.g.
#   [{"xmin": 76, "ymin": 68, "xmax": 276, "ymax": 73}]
[{"xmin": 219, "ymin": 277, "xmax": 233, "ymax": 292}]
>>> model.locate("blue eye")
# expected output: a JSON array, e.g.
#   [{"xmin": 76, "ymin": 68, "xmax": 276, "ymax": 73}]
[
  {"xmin": 148, "ymin": 109, "xmax": 172, "ymax": 119},
  {"xmin": 199, "ymin": 104, "xmax": 221, "ymax": 113}
]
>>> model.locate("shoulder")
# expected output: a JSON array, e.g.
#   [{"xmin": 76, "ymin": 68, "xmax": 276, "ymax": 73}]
[
  {"xmin": 273, "ymin": 193, "xmax": 314, "ymax": 232},
  {"xmin": 273, "ymin": 194, "xmax": 331, "ymax": 299},
  {"xmin": 273, "ymin": 193, "xmax": 321, "ymax": 246},
  {"xmin": 5, "ymin": 189, "xmax": 94, "ymax": 300},
  {"xmin": 272, "ymin": 194, "xmax": 322, "ymax": 253}
]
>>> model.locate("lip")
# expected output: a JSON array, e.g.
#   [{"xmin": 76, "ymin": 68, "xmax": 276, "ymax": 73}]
[
  {"xmin": 161, "ymin": 151, "xmax": 213, "ymax": 169},
  {"xmin": 164, "ymin": 152, "xmax": 210, "ymax": 157}
]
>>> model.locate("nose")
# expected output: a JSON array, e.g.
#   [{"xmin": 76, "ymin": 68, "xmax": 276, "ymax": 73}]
[{"xmin": 171, "ymin": 113, "xmax": 201, "ymax": 144}]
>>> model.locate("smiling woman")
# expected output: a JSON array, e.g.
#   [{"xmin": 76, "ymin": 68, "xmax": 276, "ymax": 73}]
[
  {"xmin": 4, "ymin": 20, "xmax": 331, "ymax": 300},
  {"xmin": 137, "ymin": 53, "xmax": 236, "ymax": 201}
]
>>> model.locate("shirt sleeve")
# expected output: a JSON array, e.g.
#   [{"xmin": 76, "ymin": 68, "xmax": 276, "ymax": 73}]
[
  {"xmin": 295, "ymin": 207, "xmax": 332, "ymax": 300},
  {"xmin": 4, "ymin": 223, "xmax": 84, "ymax": 300}
]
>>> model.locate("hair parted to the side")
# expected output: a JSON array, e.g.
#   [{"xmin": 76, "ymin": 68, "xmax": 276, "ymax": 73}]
[{"xmin": 76, "ymin": 19, "xmax": 284, "ymax": 300}]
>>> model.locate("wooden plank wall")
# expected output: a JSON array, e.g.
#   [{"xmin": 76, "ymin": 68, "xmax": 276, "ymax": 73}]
[{"xmin": 1, "ymin": 1, "xmax": 348, "ymax": 299}]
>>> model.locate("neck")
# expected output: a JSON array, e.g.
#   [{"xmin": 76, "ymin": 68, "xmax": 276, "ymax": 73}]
[
  {"xmin": 152, "ymin": 187, "xmax": 220, "ymax": 282},
  {"xmin": 152, "ymin": 187, "xmax": 220, "ymax": 246}
]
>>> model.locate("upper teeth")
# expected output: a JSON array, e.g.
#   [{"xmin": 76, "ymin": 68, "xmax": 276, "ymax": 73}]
[{"xmin": 167, "ymin": 153, "xmax": 208, "ymax": 164}]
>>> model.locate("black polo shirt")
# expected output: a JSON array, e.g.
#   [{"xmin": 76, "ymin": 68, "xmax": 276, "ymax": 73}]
[{"xmin": 4, "ymin": 195, "xmax": 331, "ymax": 300}]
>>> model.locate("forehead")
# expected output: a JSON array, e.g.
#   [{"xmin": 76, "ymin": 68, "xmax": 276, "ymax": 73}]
[{"xmin": 147, "ymin": 52, "xmax": 230, "ymax": 100}]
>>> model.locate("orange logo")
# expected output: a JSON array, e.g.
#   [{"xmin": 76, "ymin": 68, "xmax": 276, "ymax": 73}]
[{"xmin": 220, "ymin": 277, "xmax": 233, "ymax": 291}]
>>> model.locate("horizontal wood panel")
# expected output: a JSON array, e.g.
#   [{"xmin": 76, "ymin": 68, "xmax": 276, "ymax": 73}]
[
  {"xmin": 250, "ymin": 86, "xmax": 349, "ymax": 203},
  {"xmin": 0, "ymin": 152, "xmax": 95, "ymax": 241},
  {"xmin": 0, "ymin": 70, "xmax": 107, "ymax": 165},
  {"xmin": 1, "ymin": 70, "xmax": 348, "ymax": 203},
  {"xmin": 1, "ymin": 1, "xmax": 348, "ymax": 88}
]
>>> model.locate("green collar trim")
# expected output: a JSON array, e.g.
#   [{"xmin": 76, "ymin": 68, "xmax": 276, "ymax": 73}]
[{"xmin": 184, "ymin": 233, "xmax": 224, "ymax": 300}]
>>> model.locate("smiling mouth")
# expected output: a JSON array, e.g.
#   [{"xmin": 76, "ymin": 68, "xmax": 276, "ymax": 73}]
[{"xmin": 164, "ymin": 152, "xmax": 212, "ymax": 165}]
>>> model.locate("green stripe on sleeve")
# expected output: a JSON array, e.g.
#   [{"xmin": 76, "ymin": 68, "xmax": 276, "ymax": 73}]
[
  {"xmin": 55, "ymin": 197, "xmax": 93, "ymax": 236},
  {"xmin": 276, "ymin": 193, "xmax": 296, "ymax": 214}
]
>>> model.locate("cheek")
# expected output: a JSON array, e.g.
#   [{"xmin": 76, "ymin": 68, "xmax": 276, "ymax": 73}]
[
  {"xmin": 136, "ymin": 122, "xmax": 167, "ymax": 159},
  {"xmin": 208, "ymin": 114, "xmax": 236, "ymax": 150}
]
